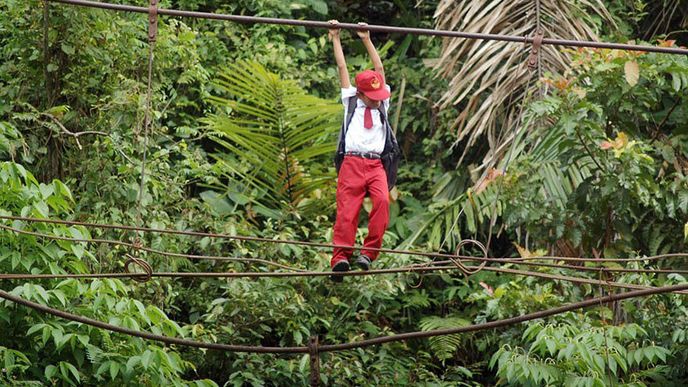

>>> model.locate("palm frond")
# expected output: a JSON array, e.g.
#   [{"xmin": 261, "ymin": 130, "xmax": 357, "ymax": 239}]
[
  {"xmin": 401, "ymin": 109, "xmax": 598, "ymax": 251},
  {"xmin": 419, "ymin": 315, "xmax": 471, "ymax": 361},
  {"xmin": 434, "ymin": 0, "xmax": 614, "ymax": 172},
  {"xmin": 204, "ymin": 61, "xmax": 340, "ymax": 215}
]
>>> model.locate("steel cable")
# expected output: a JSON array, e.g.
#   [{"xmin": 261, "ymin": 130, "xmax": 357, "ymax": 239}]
[
  {"xmin": 0, "ymin": 223, "xmax": 304, "ymax": 272},
  {"xmin": 4, "ymin": 215, "xmax": 688, "ymax": 264},
  {"xmin": 47, "ymin": 0, "xmax": 688, "ymax": 56},
  {"xmin": 4, "ymin": 222, "xmax": 688, "ymax": 281},
  {"xmin": 1, "ymin": 283, "xmax": 686, "ymax": 354},
  {"xmin": 317, "ymin": 282, "xmax": 688, "ymax": 352},
  {"xmin": 3, "ymin": 262, "xmax": 688, "ymax": 295}
]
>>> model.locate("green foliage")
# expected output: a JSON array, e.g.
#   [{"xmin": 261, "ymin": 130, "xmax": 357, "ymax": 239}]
[
  {"xmin": 0, "ymin": 161, "xmax": 216, "ymax": 385},
  {"xmin": 498, "ymin": 46, "xmax": 688, "ymax": 256},
  {"xmin": 419, "ymin": 315, "xmax": 471, "ymax": 361},
  {"xmin": 204, "ymin": 60, "xmax": 340, "ymax": 217},
  {"xmin": 2, "ymin": 0, "xmax": 688, "ymax": 385},
  {"xmin": 491, "ymin": 318, "xmax": 673, "ymax": 386},
  {"xmin": 0, "ymin": 346, "xmax": 34, "ymax": 385},
  {"xmin": 0, "ymin": 121, "xmax": 23, "ymax": 161}
]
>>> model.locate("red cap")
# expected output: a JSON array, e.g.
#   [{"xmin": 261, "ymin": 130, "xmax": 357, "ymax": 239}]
[{"xmin": 355, "ymin": 70, "xmax": 390, "ymax": 101}]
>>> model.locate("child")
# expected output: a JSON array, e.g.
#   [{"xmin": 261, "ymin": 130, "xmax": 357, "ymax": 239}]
[{"xmin": 328, "ymin": 20, "xmax": 400, "ymax": 282}]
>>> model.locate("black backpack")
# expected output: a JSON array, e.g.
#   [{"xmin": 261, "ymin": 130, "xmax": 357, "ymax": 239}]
[{"xmin": 334, "ymin": 96, "xmax": 401, "ymax": 190}]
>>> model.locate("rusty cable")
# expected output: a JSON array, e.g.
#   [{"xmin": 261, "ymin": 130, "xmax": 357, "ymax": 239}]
[
  {"xmin": 47, "ymin": 0, "xmax": 688, "ymax": 56},
  {"xmin": 479, "ymin": 266, "xmax": 688, "ymax": 295},
  {"xmin": 318, "ymin": 282, "xmax": 688, "ymax": 352},
  {"xmin": 0, "ymin": 288, "xmax": 306, "ymax": 354},
  {"xmin": 450, "ymin": 239, "xmax": 487, "ymax": 275},
  {"xmin": 428, "ymin": 257, "xmax": 688, "ymax": 275},
  {"xmin": 2, "ymin": 262, "xmax": 687, "ymax": 295},
  {"xmin": 133, "ymin": 0, "xmax": 157, "ymax": 235},
  {"xmin": 534, "ymin": 0, "xmax": 543, "ymax": 80},
  {"xmin": 3, "ymin": 215, "xmax": 688, "ymax": 264},
  {"xmin": 124, "ymin": 254, "xmax": 153, "ymax": 282},
  {"xmin": 1, "ymin": 283, "xmax": 686, "ymax": 355},
  {"xmin": 4, "ymin": 221, "xmax": 688, "ymax": 278},
  {"xmin": 596, "ymin": 261, "xmax": 613, "ymax": 385},
  {"xmin": 0, "ymin": 223, "xmax": 304, "ymax": 271}
]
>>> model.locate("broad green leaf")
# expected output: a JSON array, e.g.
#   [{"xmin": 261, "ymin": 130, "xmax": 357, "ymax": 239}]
[
  {"xmin": 141, "ymin": 350, "xmax": 153, "ymax": 370},
  {"xmin": 126, "ymin": 356, "xmax": 140, "ymax": 374},
  {"xmin": 624, "ymin": 60, "xmax": 639, "ymax": 86},
  {"xmin": 672, "ymin": 72, "xmax": 682, "ymax": 92},
  {"xmin": 109, "ymin": 361, "xmax": 119, "ymax": 380},
  {"xmin": 65, "ymin": 362, "xmax": 80, "ymax": 383},
  {"xmin": 45, "ymin": 364, "xmax": 58, "ymax": 379},
  {"xmin": 27, "ymin": 323, "xmax": 47, "ymax": 336},
  {"xmin": 298, "ymin": 354, "xmax": 309, "ymax": 374}
]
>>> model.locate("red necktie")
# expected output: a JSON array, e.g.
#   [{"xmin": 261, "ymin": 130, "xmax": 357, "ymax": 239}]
[{"xmin": 363, "ymin": 107, "xmax": 373, "ymax": 129}]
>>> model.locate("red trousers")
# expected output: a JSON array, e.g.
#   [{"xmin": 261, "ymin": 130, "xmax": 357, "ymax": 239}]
[{"xmin": 331, "ymin": 156, "xmax": 389, "ymax": 268}]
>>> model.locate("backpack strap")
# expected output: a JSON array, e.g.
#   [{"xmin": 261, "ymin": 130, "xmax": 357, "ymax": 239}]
[
  {"xmin": 377, "ymin": 103, "xmax": 393, "ymax": 135},
  {"xmin": 337, "ymin": 96, "xmax": 358, "ymax": 148},
  {"xmin": 334, "ymin": 96, "xmax": 359, "ymax": 172},
  {"xmin": 346, "ymin": 95, "xmax": 358, "ymax": 129},
  {"xmin": 377, "ymin": 102, "xmax": 402, "ymax": 190},
  {"xmin": 377, "ymin": 103, "xmax": 399, "ymax": 151},
  {"xmin": 377, "ymin": 103, "xmax": 388, "ymax": 125}
]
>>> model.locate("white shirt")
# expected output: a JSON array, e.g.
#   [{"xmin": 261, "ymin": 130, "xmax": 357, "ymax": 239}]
[{"xmin": 341, "ymin": 85, "xmax": 391, "ymax": 154}]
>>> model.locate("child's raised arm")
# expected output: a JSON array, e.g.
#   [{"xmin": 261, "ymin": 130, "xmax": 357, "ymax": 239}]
[
  {"xmin": 356, "ymin": 22, "xmax": 384, "ymax": 80},
  {"xmin": 329, "ymin": 20, "xmax": 351, "ymax": 88}
]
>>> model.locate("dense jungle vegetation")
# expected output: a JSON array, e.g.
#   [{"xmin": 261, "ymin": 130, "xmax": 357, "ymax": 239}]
[{"xmin": 1, "ymin": 0, "xmax": 688, "ymax": 385}]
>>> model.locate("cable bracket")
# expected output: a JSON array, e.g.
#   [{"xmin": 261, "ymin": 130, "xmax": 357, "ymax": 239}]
[
  {"xmin": 527, "ymin": 29, "xmax": 545, "ymax": 69},
  {"xmin": 148, "ymin": 0, "xmax": 158, "ymax": 42}
]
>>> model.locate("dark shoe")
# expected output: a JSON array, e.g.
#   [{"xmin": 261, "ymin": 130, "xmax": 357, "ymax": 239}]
[
  {"xmin": 330, "ymin": 260, "xmax": 350, "ymax": 282},
  {"xmin": 354, "ymin": 255, "xmax": 372, "ymax": 271}
]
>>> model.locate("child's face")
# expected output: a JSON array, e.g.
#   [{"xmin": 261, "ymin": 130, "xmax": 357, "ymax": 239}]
[{"xmin": 357, "ymin": 92, "xmax": 382, "ymax": 109}]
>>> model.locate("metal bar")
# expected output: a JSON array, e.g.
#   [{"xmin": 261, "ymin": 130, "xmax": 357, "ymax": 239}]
[{"xmin": 48, "ymin": 0, "xmax": 688, "ymax": 56}]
